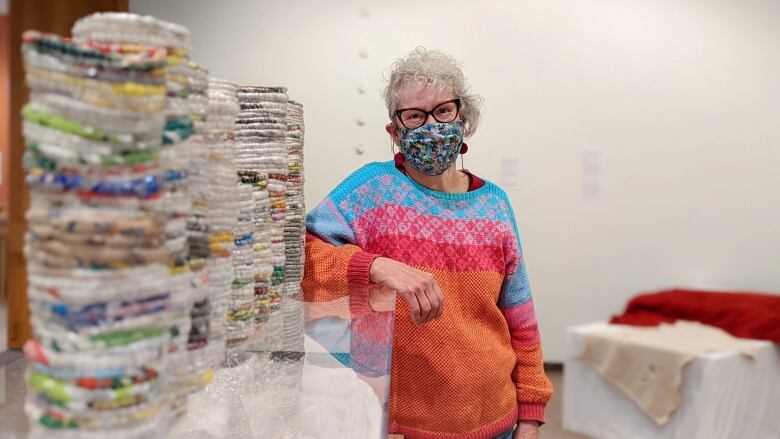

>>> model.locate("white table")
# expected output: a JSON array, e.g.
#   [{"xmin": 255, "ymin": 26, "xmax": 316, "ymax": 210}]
[{"xmin": 563, "ymin": 322, "xmax": 780, "ymax": 439}]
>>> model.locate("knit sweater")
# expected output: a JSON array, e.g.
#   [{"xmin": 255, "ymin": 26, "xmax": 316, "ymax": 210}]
[{"xmin": 303, "ymin": 161, "xmax": 553, "ymax": 439}]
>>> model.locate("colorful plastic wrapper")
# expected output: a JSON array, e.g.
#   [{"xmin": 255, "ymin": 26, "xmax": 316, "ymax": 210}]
[
  {"xmin": 178, "ymin": 64, "xmax": 214, "ymax": 398},
  {"xmin": 229, "ymin": 85, "xmax": 289, "ymax": 352},
  {"xmin": 74, "ymin": 12, "xmax": 217, "ymax": 404},
  {"xmin": 20, "ymin": 22, "xmax": 181, "ymax": 438},
  {"xmin": 204, "ymin": 77, "xmax": 240, "ymax": 369},
  {"xmin": 278, "ymin": 99, "xmax": 305, "ymax": 357}
]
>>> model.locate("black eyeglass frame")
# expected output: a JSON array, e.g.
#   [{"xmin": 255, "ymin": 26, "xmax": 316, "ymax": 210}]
[{"xmin": 394, "ymin": 98, "xmax": 461, "ymax": 129}]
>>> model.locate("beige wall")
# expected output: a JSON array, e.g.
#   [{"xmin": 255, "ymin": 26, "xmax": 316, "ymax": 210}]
[{"xmin": 131, "ymin": 0, "xmax": 780, "ymax": 361}]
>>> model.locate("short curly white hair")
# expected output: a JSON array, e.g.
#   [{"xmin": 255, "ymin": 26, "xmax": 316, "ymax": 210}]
[{"xmin": 383, "ymin": 47, "xmax": 483, "ymax": 138}]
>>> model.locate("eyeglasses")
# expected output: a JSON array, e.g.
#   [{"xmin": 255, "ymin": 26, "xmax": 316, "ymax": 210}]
[{"xmin": 395, "ymin": 98, "xmax": 460, "ymax": 129}]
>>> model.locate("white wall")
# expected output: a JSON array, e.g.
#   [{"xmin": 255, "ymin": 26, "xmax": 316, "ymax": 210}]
[{"xmin": 131, "ymin": 0, "xmax": 780, "ymax": 362}]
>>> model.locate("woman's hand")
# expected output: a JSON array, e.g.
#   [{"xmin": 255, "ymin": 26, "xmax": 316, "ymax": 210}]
[
  {"xmin": 513, "ymin": 421, "xmax": 540, "ymax": 439},
  {"xmin": 369, "ymin": 257, "xmax": 444, "ymax": 324}
]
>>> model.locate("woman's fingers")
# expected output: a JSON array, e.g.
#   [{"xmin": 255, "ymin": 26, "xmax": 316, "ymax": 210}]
[
  {"xmin": 421, "ymin": 273, "xmax": 443, "ymax": 321},
  {"xmin": 373, "ymin": 257, "xmax": 445, "ymax": 324},
  {"xmin": 423, "ymin": 288, "xmax": 440, "ymax": 322},
  {"xmin": 402, "ymin": 291, "xmax": 422, "ymax": 324},
  {"xmin": 414, "ymin": 285, "xmax": 433, "ymax": 324},
  {"xmin": 432, "ymin": 281, "xmax": 445, "ymax": 320}
]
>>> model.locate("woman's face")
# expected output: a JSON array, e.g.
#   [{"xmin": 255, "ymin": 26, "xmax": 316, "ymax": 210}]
[{"xmin": 385, "ymin": 83, "xmax": 458, "ymax": 145}]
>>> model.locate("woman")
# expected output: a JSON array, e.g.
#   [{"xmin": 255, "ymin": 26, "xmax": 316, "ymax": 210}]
[{"xmin": 303, "ymin": 47, "xmax": 552, "ymax": 439}]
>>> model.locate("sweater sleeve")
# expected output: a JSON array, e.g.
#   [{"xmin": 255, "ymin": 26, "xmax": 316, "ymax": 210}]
[
  {"xmin": 497, "ymin": 196, "xmax": 553, "ymax": 424},
  {"xmin": 303, "ymin": 196, "xmax": 380, "ymax": 316}
]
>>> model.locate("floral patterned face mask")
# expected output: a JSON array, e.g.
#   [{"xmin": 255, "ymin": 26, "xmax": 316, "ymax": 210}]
[{"xmin": 397, "ymin": 120, "xmax": 464, "ymax": 176}]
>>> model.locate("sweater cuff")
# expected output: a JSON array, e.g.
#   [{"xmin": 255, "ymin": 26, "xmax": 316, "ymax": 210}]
[
  {"xmin": 347, "ymin": 251, "xmax": 380, "ymax": 316},
  {"xmin": 347, "ymin": 251, "xmax": 379, "ymax": 285},
  {"xmin": 518, "ymin": 402, "xmax": 547, "ymax": 424}
]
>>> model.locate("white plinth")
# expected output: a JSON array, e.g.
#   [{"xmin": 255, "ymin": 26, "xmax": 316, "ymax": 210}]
[{"xmin": 563, "ymin": 322, "xmax": 780, "ymax": 439}]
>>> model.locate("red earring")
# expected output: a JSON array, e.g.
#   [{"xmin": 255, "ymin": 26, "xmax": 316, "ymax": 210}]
[
  {"xmin": 394, "ymin": 152, "xmax": 405, "ymax": 167},
  {"xmin": 460, "ymin": 143, "xmax": 469, "ymax": 154}
]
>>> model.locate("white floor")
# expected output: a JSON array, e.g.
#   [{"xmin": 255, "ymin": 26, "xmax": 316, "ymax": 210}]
[{"xmin": 0, "ymin": 353, "xmax": 26, "ymax": 436}]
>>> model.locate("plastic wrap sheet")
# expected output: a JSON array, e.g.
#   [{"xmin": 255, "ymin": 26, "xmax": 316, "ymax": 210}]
[
  {"xmin": 563, "ymin": 322, "xmax": 780, "ymax": 439},
  {"xmin": 169, "ymin": 286, "xmax": 396, "ymax": 439}
]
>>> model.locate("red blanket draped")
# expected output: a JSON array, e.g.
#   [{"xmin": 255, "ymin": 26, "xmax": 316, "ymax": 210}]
[{"xmin": 610, "ymin": 289, "xmax": 780, "ymax": 343}]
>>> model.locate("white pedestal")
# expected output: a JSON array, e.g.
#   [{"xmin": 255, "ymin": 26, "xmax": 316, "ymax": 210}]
[{"xmin": 563, "ymin": 322, "xmax": 780, "ymax": 439}]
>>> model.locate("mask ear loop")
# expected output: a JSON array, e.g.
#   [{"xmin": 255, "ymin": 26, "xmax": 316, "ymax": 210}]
[
  {"xmin": 460, "ymin": 142, "xmax": 469, "ymax": 171},
  {"xmin": 391, "ymin": 118, "xmax": 399, "ymax": 155},
  {"xmin": 458, "ymin": 117, "xmax": 468, "ymax": 171}
]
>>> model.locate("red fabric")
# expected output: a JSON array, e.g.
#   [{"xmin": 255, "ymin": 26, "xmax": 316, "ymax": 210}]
[
  {"xmin": 466, "ymin": 171, "xmax": 485, "ymax": 191},
  {"xmin": 394, "ymin": 153, "xmax": 485, "ymax": 191},
  {"xmin": 610, "ymin": 289, "xmax": 780, "ymax": 343}
]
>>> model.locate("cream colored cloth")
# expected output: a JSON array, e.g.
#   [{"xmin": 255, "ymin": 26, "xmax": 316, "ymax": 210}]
[{"xmin": 580, "ymin": 321, "xmax": 757, "ymax": 425}]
